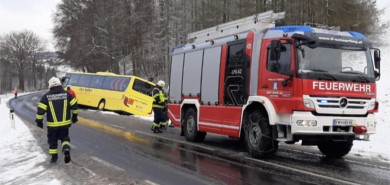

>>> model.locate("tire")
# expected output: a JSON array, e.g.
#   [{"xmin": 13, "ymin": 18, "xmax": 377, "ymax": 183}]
[
  {"xmin": 318, "ymin": 140, "xmax": 353, "ymax": 159},
  {"xmin": 243, "ymin": 109, "xmax": 278, "ymax": 158},
  {"xmin": 183, "ymin": 108, "xmax": 206, "ymax": 142},
  {"xmin": 98, "ymin": 100, "xmax": 106, "ymax": 110}
]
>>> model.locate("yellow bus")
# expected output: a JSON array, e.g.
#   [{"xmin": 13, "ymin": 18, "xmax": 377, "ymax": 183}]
[{"xmin": 62, "ymin": 72, "xmax": 155, "ymax": 116}]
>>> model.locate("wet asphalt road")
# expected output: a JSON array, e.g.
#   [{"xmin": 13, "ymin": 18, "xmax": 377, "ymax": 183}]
[{"xmin": 9, "ymin": 92, "xmax": 390, "ymax": 185}]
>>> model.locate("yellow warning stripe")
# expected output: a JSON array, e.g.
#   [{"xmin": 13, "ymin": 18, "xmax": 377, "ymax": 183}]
[
  {"xmin": 48, "ymin": 101, "xmax": 57, "ymax": 123},
  {"xmin": 78, "ymin": 117, "xmax": 149, "ymax": 146}
]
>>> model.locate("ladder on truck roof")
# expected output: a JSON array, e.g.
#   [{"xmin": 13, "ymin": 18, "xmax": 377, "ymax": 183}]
[{"xmin": 188, "ymin": 11, "xmax": 285, "ymax": 43}]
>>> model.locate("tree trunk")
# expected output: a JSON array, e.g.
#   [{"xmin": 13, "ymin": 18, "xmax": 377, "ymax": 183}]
[{"xmin": 18, "ymin": 64, "xmax": 25, "ymax": 91}]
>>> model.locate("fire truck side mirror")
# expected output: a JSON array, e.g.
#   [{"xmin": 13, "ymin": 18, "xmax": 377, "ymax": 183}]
[
  {"xmin": 374, "ymin": 49, "xmax": 381, "ymax": 68},
  {"xmin": 374, "ymin": 49, "xmax": 381, "ymax": 80},
  {"xmin": 270, "ymin": 40, "xmax": 282, "ymax": 61}
]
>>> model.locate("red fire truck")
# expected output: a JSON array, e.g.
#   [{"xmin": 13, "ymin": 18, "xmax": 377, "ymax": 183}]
[{"xmin": 167, "ymin": 11, "xmax": 381, "ymax": 158}]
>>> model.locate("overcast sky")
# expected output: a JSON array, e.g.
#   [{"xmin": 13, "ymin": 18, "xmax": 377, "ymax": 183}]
[
  {"xmin": 0, "ymin": 0, "xmax": 61, "ymax": 51},
  {"xmin": 0, "ymin": 0, "xmax": 389, "ymax": 52}
]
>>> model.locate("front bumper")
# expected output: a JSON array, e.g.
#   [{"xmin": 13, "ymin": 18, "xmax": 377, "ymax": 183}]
[{"xmin": 290, "ymin": 111, "xmax": 376, "ymax": 137}]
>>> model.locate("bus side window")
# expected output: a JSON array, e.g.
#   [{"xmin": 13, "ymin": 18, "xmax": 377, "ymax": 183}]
[
  {"xmin": 62, "ymin": 75, "xmax": 70, "ymax": 86},
  {"xmin": 68, "ymin": 74, "xmax": 80, "ymax": 86},
  {"xmin": 120, "ymin": 78, "xmax": 131, "ymax": 91},
  {"xmin": 78, "ymin": 75, "xmax": 92, "ymax": 87},
  {"xmin": 144, "ymin": 83, "xmax": 154, "ymax": 96},
  {"xmin": 102, "ymin": 77, "xmax": 115, "ymax": 90},
  {"xmin": 132, "ymin": 79, "xmax": 152, "ymax": 96},
  {"xmin": 90, "ymin": 75, "xmax": 105, "ymax": 89}
]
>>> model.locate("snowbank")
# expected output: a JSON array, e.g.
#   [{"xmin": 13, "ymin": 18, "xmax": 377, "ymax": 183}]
[{"xmin": 0, "ymin": 94, "xmax": 61, "ymax": 185}]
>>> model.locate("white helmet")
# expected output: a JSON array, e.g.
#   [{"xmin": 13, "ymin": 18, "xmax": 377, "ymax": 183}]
[
  {"xmin": 157, "ymin": 80, "xmax": 165, "ymax": 87},
  {"xmin": 48, "ymin": 77, "xmax": 62, "ymax": 88}
]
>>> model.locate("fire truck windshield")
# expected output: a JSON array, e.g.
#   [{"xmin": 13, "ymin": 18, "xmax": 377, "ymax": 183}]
[{"xmin": 297, "ymin": 45, "xmax": 375, "ymax": 83}]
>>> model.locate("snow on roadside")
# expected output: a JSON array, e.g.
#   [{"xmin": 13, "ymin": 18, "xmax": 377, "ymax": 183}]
[
  {"xmin": 350, "ymin": 39, "xmax": 390, "ymax": 161},
  {"xmin": 0, "ymin": 94, "xmax": 61, "ymax": 185}
]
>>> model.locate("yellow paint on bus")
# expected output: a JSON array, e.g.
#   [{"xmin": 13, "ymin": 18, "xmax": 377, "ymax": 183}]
[{"xmin": 63, "ymin": 72, "xmax": 155, "ymax": 116}]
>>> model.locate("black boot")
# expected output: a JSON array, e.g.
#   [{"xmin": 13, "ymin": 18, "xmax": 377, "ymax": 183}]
[
  {"xmin": 50, "ymin": 154, "xmax": 58, "ymax": 164},
  {"xmin": 63, "ymin": 148, "xmax": 71, "ymax": 163},
  {"xmin": 152, "ymin": 126, "xmax": 162, "ymax": 133}
]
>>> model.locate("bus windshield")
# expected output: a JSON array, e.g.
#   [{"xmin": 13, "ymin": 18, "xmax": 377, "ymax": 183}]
[{"xmin": 297, "ymin": 45, "xmax": 375, "ymax": 83}]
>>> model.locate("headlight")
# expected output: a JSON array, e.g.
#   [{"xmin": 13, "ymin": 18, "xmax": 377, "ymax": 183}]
[
  {"xmin": 297, "ymin": 120, "xmax": 317, "ymax": 127},
  {"xmin": 367, "ymin": 101, "xmax": 376, "ymax": 110},
  {"xmin": 303, "ymin": 99, "xmax": 315, "ymax": 109}
]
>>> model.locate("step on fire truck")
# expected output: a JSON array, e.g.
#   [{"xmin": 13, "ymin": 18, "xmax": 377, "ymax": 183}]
[{"xmin": 167, "ymin": 11, "xmax": 381, "ymax": 158}]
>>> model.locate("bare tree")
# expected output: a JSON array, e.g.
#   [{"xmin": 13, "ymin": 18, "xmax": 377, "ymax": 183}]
[{"xmin": 0, "ymin": 30, "xmax": 44, "ymax": 91}]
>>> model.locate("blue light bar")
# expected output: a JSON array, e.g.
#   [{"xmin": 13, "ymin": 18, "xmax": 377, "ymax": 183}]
[
  {"xmin": 270, "ymin": 26, "xmax": 313, "ymax": 33},
  {"xmin": 320, "ymin": 100, "xmax": 328, "ymax": 103},
  {"xmin": 347, "ymin": 31, "xmax": 366, "ymax": 39}
]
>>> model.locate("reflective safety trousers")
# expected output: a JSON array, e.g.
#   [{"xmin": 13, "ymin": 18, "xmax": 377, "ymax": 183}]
[{"xmin": 36, "ymin": 87, "xmax": 78, "ymax": 127}]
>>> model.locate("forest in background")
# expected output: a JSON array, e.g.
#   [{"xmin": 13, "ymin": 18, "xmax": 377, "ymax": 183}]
[
  {"xmin": 0, "ymin": 0, "xmax": 387, "ymax": 93},
  {"xmin": 53, "ymin": 0, "xmax": 386, "ymax": 82}
]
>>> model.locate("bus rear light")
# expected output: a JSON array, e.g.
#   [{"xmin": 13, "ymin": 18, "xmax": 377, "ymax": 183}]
[
  {"xmin": 353, "ymin": 126, "xmax": 367, "ymax": 135},
  {"xmin": 123, "ymin": 97, "xmax": 129, "ymax": 107},
  {"xmin": 123, "ymin": 97, "xmax": 134, "ymax": 107}
]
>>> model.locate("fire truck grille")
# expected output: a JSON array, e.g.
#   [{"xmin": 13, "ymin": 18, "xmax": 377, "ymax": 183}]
[{"xmin": 313, "ymin": 97, "xmax": 368, "ymax": 110}]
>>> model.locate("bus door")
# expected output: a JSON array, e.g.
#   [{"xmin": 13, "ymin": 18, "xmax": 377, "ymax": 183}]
[
  {"xmin": 88, "ymin": 75, "xmax": 105, "ymax": 106},
  {"xmin": 77, "ymin": 75, "xmax": 93, "ymax": 104}
]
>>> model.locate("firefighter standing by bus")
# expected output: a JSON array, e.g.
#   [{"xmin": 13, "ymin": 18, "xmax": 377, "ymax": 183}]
[
  {"xmin": 151, "ymin": 80, "xmax": 166, "ymax": 133},
  {"xmin": 160, "ymin": 88, "xmax": 170, "ymax": 129},
  {"xmin": 35, "ymin": 77, "xmax": 78, "ymax": 164}
]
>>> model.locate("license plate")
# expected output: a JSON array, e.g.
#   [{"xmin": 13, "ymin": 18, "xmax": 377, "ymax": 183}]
[{"xmin": 333, "ymin": 119, "xmax": 353, "ymax": 126}]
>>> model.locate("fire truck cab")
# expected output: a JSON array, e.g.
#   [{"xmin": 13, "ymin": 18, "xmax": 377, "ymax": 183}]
[{"xmin": 167, "ymin": 11, "xmax": 381, "ymax": 158}]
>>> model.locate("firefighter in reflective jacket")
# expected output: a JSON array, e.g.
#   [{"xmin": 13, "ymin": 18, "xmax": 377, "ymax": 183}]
[
  {"xmin": 151, "ymin": 80, "xmax": 166, "ymax": 133},
  {"xmin": 160, "ymin": 90, "xmax": 169, "ymax": 128},
  {"xmin": 35, "ymin": 77, "xmax": 78, "ymax": 164}
]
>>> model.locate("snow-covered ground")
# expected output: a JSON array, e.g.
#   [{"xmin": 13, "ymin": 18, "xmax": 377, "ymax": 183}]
[
  {"xmin": 0, "ymin": 94, "xmax": 60, "ymax": 185},
  {"xmin": 349, "ymin": 44, "xmax": 390, "ymax": 161}
]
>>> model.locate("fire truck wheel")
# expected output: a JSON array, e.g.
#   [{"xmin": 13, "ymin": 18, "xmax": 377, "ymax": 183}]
[
  {"xmin": 317, "ymin": 139, "xmax": 353, "ymax": 158},
  {"xmin": 98, "ymin": 100, "xmax": 106, "ymax": 110},
  {"xmin": 183, "ymin": 108, "xmax": 206, "ymax": 142},
  {"xmin": 244, "ymin": 109, "xmax": 278, "ymax": 158}
]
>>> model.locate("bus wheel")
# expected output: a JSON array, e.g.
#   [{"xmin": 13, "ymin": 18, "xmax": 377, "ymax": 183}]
[
  {"xmin": 183, "ymin": 108, "xmax": 206, "ymax": 142},
  {"xmin": 98, "ymin": 100, "xmax": 106, "ymax": 110},
  {"xmin": 244, "ymin": 109, "xmax": 278, "ymax": 158},
  {"xmin": 318, "ymin": 139, "xmax": 353, "ymax": 159}
]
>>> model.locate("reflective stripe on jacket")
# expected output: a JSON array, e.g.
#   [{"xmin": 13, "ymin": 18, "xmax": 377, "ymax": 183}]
[
  {"xmin": 152, "ymin": 87, "xmax": 165, "ymax": 109},
  {"xmin": 36, "ymin": 86, "xmax": 78, "ymax": 127}
]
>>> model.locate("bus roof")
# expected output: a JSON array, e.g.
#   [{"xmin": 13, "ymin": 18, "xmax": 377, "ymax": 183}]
[{"xmin": 65, "ymin": 72, "xmax": 156, "ymax": 85}]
